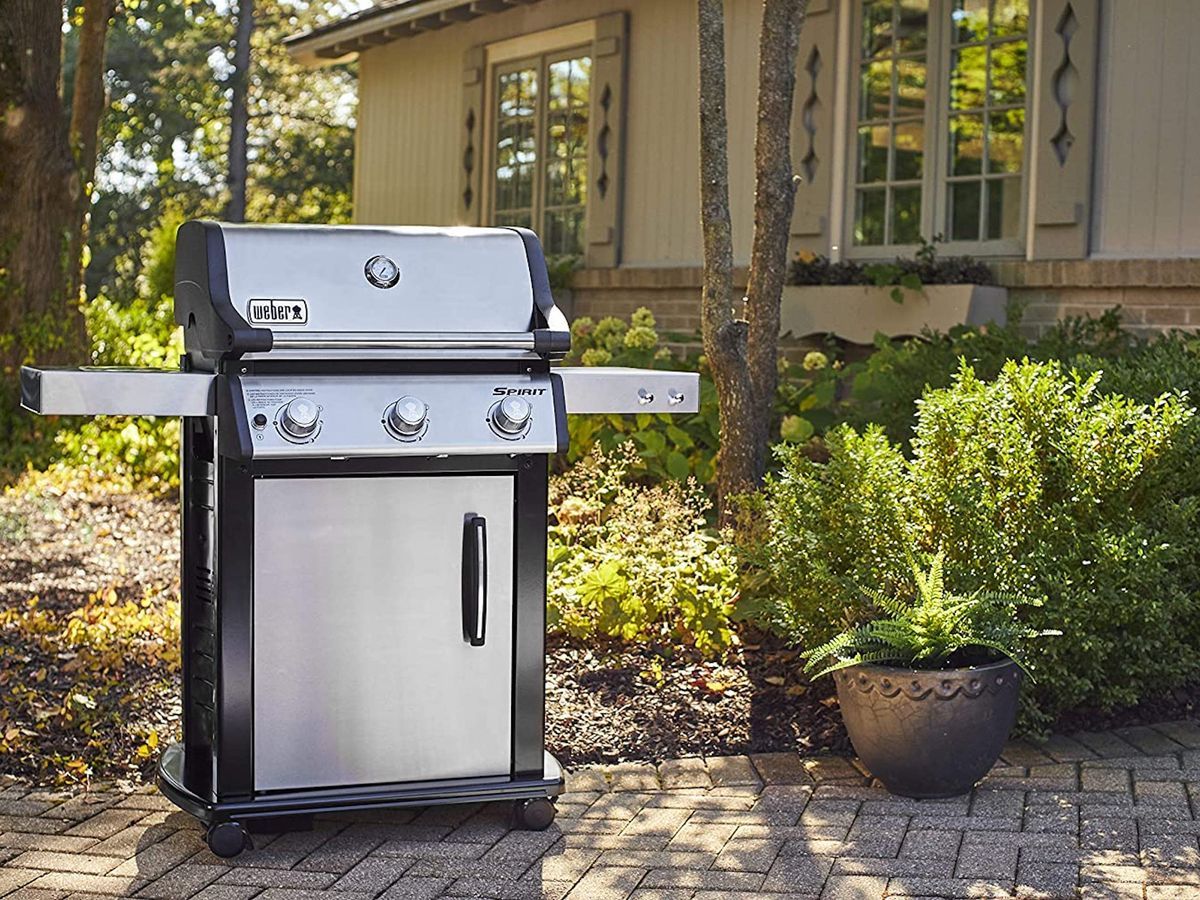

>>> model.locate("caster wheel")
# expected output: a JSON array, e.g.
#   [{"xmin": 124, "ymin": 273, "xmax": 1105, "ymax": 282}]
[
  {"xmin": 514, "ymin": 797, "xmax": 556, "ymax": 831},
  {"xmin": 206, "ymin": 821, "xmax": 250, "ymax": 858}
]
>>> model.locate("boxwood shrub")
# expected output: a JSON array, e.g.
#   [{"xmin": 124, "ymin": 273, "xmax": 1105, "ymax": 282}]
[{"xmin": 751, "ymin": 359, "xmax": 1200, "ymax": 731}]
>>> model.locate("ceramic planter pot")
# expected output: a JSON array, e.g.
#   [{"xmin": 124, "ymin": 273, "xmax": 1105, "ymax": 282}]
[{"xmin": 833, "ymin": 659, "xmax": 1022, "ymax": 798}]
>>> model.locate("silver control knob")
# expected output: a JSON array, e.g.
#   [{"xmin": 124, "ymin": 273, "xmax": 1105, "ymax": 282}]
[
  {"xmin": 491, "ymin": 396, "xmax": 532, "ymax": 435},
  {"xmin": 387, "ymin": 395, "xmax": 428, "ymax": 436},
  {"xmin": 280, "ymin": 397, "xmax": 319, "ymax": 440}
]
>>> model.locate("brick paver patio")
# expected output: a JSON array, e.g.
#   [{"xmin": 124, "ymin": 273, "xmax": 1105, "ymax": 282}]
[{"xmin": 0, "ymin": 721, "xmax": 1198, "ymax": 900}]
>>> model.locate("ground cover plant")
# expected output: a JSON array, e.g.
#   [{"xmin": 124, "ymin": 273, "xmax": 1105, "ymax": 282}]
[
  {"xmin": 548, "ymin": 443, "xmax": 738, "ymax": 656},
  {"xmin": 752, "ymin": 359, "xmax": 1200, "ymax": 732}
]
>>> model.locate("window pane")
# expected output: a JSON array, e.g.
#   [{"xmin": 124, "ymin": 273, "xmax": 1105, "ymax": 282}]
[
  {"xmin": 987, "ymin": 108, "xmax": 1024, "ymax": 173},
  {"xmin": 544, "ymin": 55, "xmax": 590, "ymax": 210},
  {"xmin": 896, "ymin": 0, "xmax": 928, "ymax": 53},
  {"xmin": 989, "ymin": 40, "xmax": 1027, "ymax": 105},
  {"xmin": 986, "ymin": 177, "xmax": 1021, "ymax": 238},
  {"xmin": 494, "ymin": 67, "xmax": 538, "ymax": 219},
  {"xmin": 952, "ymin": 0, "xmax": 988, "ymax": 43},
  {"xmin": 862, "ymin": 0, "xmax": 893, "ymax": 58},
  {"xmin": 860, "ymin": 60, "xmax": 893, "ymax": 120},
  {"xmin": 857, "ymin": 125, "xmax": 889, "ymax": 182},
  {"xmin": 895, "ymin": 57, "xmax": 926, "ymax": 116},
  {"xmin": 949, "ymin": 113, "xmax": 984, "ymax": 175},
  {"xmin": 541, "ymin": 54, "xmax": 590, "ymax": 255},
  {"xmin": 948, "ymin": 181, "xmax": 982, "ymax": 241},
  {"xmin": 992, "ymin": 0, "xmax": 1029, "ymax": 37},
  {"xmin": 950, "ymin": 46, "xmax": 987, "ymax": 110},
  {"xmin": 893, "ymin": 121, "xmax": 923, "ymax": 180},
  {"xmin": 855, "ymin": 188, "xmax": 887, "ymax": 245},
  {"xmin": 892, "ymin": 185, "xmax": 922, "ymax": 243}
]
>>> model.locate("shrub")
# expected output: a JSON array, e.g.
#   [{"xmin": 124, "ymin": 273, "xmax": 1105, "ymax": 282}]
[
  {"xmin": 22, "ymin": 211, "xmax": 185, "ymax": 495},
  {"xmin": 755, "ymin": 360, "xmax": 1200, "ymax": 731},
  {"xmin": 547, "ymin": 443, "xmax": 739, "ymax": 655}
]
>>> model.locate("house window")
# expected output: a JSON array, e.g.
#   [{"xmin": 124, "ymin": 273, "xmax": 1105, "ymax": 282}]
[
  {"xmin": 850, "ymin": 0, "xmax": 1029, "ymax": 251},
  {"xmin": 492, "ymin": 50, "xmax": 592, "ymax": 256}
]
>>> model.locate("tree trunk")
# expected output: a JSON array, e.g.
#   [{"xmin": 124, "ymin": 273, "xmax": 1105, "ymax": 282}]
[
  {"xmin": 0, "ymin": 0, "xmax": 84, "ymax": 372},
  {"xmin": 225, "ymin": 0, "xmax": 255, "ymax": 222},
  {"xmin": 697, "ymin": 0, "xmax": 757, "ymax": 523},
  {"xmin": 66, "ymin": 0, "xmax": 116, "ymax": 321},
  {"xmin": 744, "ymin": 0, "xmax": 809, "ymax": 469}
]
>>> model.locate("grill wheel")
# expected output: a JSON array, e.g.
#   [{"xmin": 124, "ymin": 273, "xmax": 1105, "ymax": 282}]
[{"xmin": 513, "ymin": 797, "xmax": 556, "ymax": 831}]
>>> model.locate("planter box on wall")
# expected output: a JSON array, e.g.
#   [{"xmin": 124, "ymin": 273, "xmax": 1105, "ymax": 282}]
[{"xmin": 780, "ymin": 284, "xmax": 1008, "ymax": 344}]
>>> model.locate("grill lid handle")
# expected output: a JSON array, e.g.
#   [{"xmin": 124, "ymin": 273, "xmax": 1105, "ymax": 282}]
[{"xmin": 462, "ymin": 515, "xmax": 488, "ymax": 647}]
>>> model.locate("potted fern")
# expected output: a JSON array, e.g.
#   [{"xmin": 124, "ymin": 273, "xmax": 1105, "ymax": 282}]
[{"xmin": 803, "ymin": 553, "xmax": 1056, "ymax": 798}]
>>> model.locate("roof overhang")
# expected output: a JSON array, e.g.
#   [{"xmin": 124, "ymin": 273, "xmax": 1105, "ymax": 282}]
[{"xmin": 286, "ymin": 0, "xmax": 543, "ymax": 67}]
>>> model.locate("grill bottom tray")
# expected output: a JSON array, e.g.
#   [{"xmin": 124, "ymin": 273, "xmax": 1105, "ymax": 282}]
[{"xmin": 156, "ymin": 742, "xmax": 565, "ymax": 827}]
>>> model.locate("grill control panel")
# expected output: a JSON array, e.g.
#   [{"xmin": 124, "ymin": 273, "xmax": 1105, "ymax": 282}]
[{"xmin": 237, "ymin": 374, "xmax": 562, "ymax": 458}]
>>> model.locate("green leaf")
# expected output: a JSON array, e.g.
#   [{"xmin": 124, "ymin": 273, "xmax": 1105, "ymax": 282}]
[
  {"xmin": 666, "ymin": 451, "xmax": 691, "ymax": 480},
  {"xmin": 779, "ymin": 415, "xmax": 814, "ymax": 443}
]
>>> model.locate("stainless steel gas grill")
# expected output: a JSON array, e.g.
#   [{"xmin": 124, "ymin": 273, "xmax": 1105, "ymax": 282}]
[{"xmin": 20, "ymin": 221, "xmax": 697, "ymax": 858}]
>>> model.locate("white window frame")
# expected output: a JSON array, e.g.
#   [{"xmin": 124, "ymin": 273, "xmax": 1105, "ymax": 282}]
[{"xmin": 842, "ymin": 0, "xmax": 1035, "ymax": 260}]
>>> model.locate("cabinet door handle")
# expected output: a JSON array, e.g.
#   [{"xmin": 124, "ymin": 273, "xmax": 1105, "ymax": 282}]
[{"xmin": 461, "ymin": 515, "xmax": 487, "ymax": 647}]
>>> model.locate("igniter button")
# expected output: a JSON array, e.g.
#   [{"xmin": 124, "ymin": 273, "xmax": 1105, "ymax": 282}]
[{"xmin": 252, "ymin": 413, "xmax": 268, "ymax": 429}]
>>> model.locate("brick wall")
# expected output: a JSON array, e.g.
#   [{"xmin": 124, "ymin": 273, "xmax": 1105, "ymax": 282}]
[
  {"xmin": 994, "ymin": 259, "xmax": 1200, "ymax": 339},
  {"xmin": 567, "ymin": 266, "xmax": 746, "ymax": 334},
  {"xmin": 566, "ymin": 259, "xmax": 1200, "ymax": 343}
]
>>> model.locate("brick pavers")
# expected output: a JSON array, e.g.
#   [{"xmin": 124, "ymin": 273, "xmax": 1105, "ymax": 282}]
[{"xmin": 0, "ymin": 719, "xmax": 1198, "ymax": 899}]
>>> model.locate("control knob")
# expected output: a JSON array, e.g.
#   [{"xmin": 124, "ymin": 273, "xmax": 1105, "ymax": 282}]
[
  {"xmin": 387, "ymin": 395, "xmax": 428, "ymax": 436},
  {"xmin": 279, "ymin": 397, "xmax": 319, "ymax": 440},
  {"xmin": 490, "ymin": 396, "xmax": 532, "ymax": 436}
]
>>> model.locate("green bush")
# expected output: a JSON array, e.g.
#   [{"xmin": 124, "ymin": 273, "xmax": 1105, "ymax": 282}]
[
  {"xmin": 547, "ymin": 443, "xmax": 739, "ymax": 655},
  {"xmin": 35, "ymin": 212, "xmax": 185, "ymax": 494},
  {"xmin": 561, "ymin": 308, "xmax": 843, "ymax": 485},
  {"xmin": 754, "ymin": 360, "xmax": 1200, "ymax": 731}
]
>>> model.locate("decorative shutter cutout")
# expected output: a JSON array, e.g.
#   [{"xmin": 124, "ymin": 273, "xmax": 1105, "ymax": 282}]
[
  {"xmin": 1029, "ymin": 0, "xmax": 1099, "ymax": 259},
  {"xmin": 459, "ymin": 45, "xmax": 485, "ymax": 226},
  {"xmin": 585, "ymin": 12, "xmax": 628, "ymax": 268},
  {"xmin": 790, "ymin": 0, "xmax": 836, "ymax": 251}
]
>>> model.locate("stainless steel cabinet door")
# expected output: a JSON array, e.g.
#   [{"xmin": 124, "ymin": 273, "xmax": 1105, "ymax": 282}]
[{"xmin": 252, "ymin": 475, "xmax": 514, "ymax": 792}]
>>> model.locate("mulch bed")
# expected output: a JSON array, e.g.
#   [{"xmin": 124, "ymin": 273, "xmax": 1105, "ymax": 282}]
[{"xmin": 0, "ymin": 486, "xmax": 1197, "ymax": 783}]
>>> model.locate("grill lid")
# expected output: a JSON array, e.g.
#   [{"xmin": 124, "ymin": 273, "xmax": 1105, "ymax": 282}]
[{"xmin": 175, "ymin": 221, "xmax": 569, "ymax": 364}]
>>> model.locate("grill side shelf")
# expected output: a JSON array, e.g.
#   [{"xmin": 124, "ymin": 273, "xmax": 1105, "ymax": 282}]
[
  {"xmin": 18, "ymin": 367, "xmax": 217, "ymax": 417},
  {"xmin": 554, "ymin": 367, "xmax": 700, "ymax": 415}
]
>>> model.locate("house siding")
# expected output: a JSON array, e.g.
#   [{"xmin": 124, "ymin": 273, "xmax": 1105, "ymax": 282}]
[
  {"xmin": 355, "ymin": 0, "xmax": 765, "ymax": 266},
  {"xmin": 1091, "ymin": 0, "xmax": 1200, "ymax": 258},
  {"xmin": 344, "ymin": 0, "xmax": 1200, "ymax": 338}
]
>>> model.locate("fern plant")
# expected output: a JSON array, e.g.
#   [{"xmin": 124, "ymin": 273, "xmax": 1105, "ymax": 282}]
[{"xmin": 802, "ymin": 553, "xmax": 1057, "ymax": 679}]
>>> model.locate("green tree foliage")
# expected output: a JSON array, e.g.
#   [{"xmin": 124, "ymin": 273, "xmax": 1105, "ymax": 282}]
[
  {"xmin": 86, "ymin": 0, "xmax": 358, "ymax": 301},
  {"xmin": 754, "ymin": 360, "xmax": 1200, "ymax": 732}
]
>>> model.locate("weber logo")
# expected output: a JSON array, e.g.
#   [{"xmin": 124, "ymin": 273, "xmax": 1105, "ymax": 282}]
[
  {"xmin": 248, "ymin": 298, "xmax": 308, "ymax": 326},
  {"xmin": 493, "ymin": 387, "xmax": 547, "ymax": 396}
]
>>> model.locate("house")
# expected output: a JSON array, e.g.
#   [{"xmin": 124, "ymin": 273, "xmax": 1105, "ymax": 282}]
[{"xmin": 287, "ymin": 0, "xmax": 1200, "ymax": 338}]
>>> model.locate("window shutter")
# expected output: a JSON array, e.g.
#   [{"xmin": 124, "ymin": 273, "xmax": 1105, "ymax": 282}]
[
  {"xmin": 585, "ymin": 11, "xmax": 628, "ymax": 268},
  {"xmin": 1028, "ymin": 0, "xmax": 1099, "ymax": 259},
  {"xmin": 790, "ymin": 0, "xmax": 837, "ymax": 252},
  {"xmin": 459, "ymin": 45, "xmax": 485, "ymax": 226}
]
